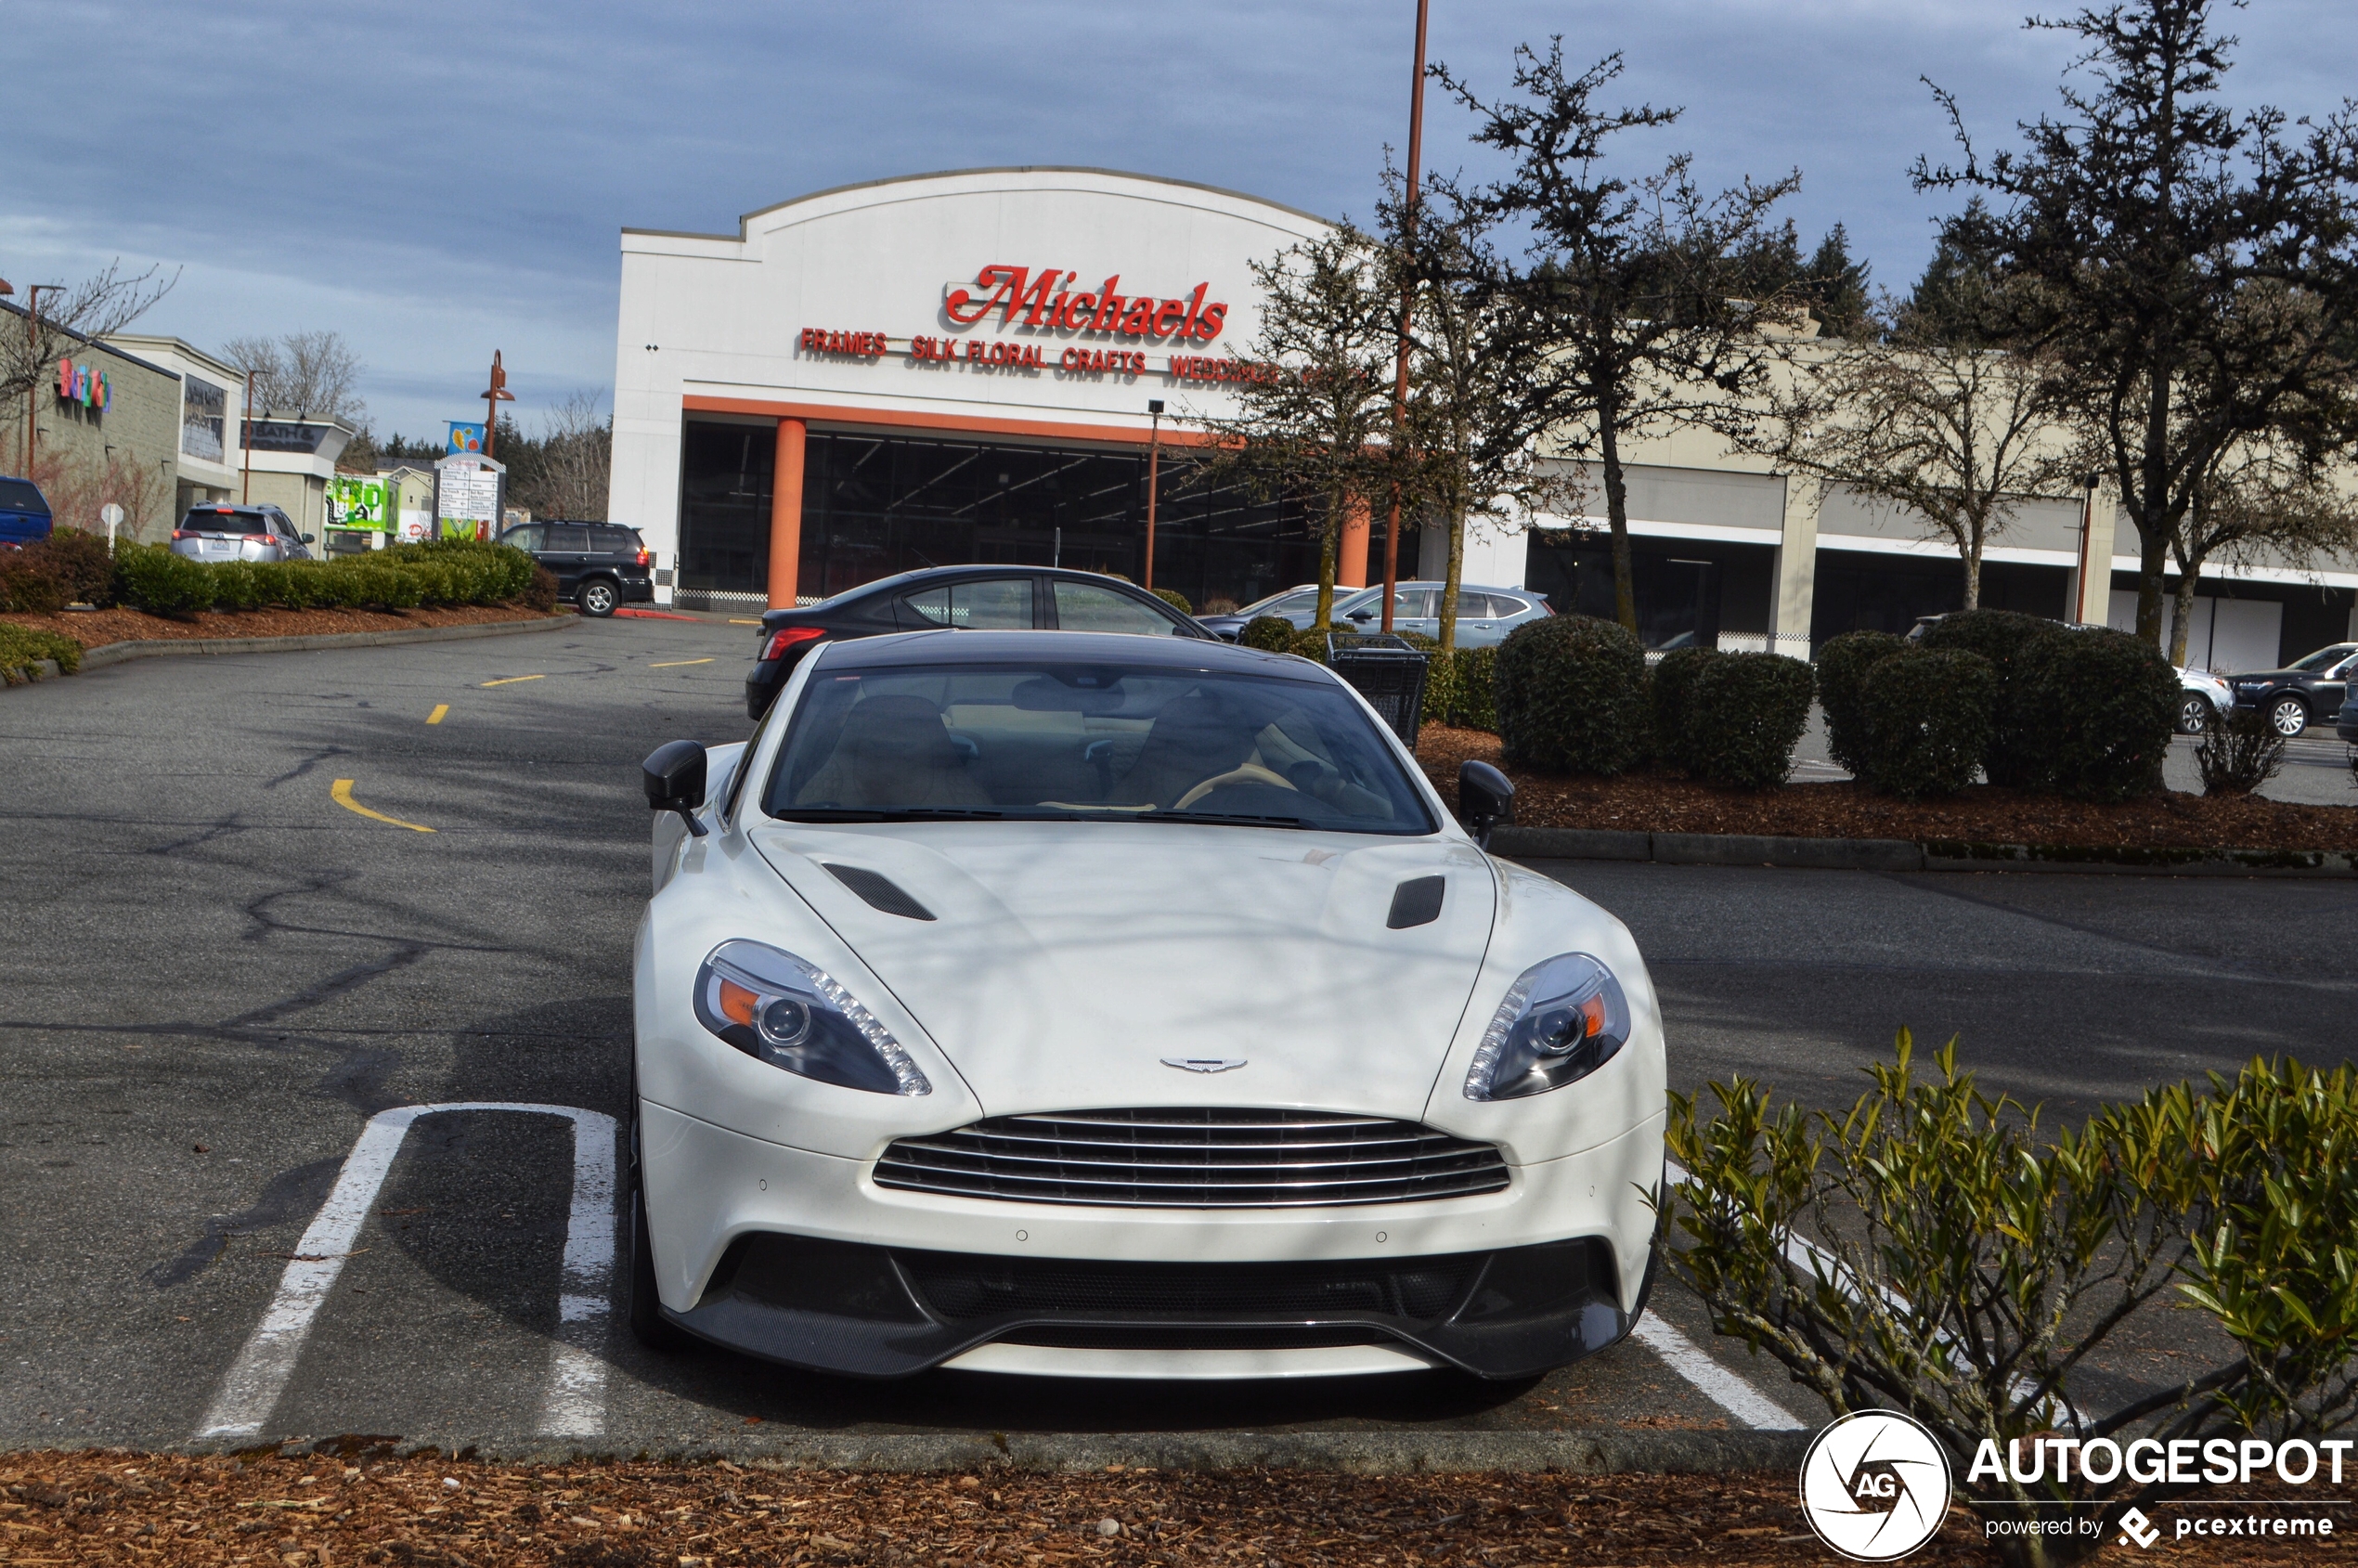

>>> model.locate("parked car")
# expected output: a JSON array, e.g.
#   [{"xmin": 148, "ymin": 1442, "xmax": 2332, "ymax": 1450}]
[
  {"xmin": 2339, "ymin": 679, "xmax": 2358, "ymax": 745},
  {"xmin": 2175, "ymin": 667, "xmax": 2233, "ymax": 734},
  {"xmin": 498, "ymin": 520, "xmax": 655, "ymax": 617},
  {"xmin": 170, "ymin": 503, "xmax": 314, "ymax": 563},
  {"xmin": 1196, "ymin": 583, "xmax": 1323, "ymax": 641},
  {"xmin": 2227, "ymin": 642, "xmax": 2358, "ymax": 737},
  {"xmin": 631, "ymin": 628, "xmax": 1662, "ymax": 1381},
  {"xmin": 744, "ymin": 564, "xmax": 1217, "ymax": 720},
  {"xmin": 0, "ymin": 476, "xmax": 53, "ymax": 549},
  {"xmin": 1337, "ymin": 581, "xmax": 1554, "ymax": 649}
]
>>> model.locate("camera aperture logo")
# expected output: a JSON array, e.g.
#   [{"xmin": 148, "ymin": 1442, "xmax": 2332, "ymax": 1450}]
[{"xmin": 1801, "ymin": 1410, "xmax": 1954, "ymax": 1561}]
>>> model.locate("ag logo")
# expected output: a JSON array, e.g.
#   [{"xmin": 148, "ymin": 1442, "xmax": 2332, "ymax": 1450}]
[{"xmin": 1799, "ymin": 1409, "xmax": 1953, "ymax": 1561}]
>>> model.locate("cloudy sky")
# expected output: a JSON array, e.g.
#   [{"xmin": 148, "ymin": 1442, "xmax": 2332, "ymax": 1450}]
[{"xmin": 10, "ymin": 1, "xmax": 2353, "ymax": 440}]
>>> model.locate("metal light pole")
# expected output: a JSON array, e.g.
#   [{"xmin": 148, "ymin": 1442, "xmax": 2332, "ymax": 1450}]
[
  {"xmin": 1381, "ymin": 0, "xmax": 1431, "ymax": 634},
  {"xmin": 1145, "ymin": 397, "xmax": 1165, "ymax": 591},
  {"xmin": 2073, "ymin": 472, "xmax": 2101, "ymax": 624},
  {"xmin": 241, "ymin": 369, "xmax": 256, "ymax": 502},
  {"xmin": 480, "ymin": 350, "xmax": 514, "ymax": 458}
]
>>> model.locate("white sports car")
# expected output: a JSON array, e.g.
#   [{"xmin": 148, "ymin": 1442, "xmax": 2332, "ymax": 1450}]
[{"xmin": 629, "ymin": 629, "xmax": 1666, "ymax": 1381}]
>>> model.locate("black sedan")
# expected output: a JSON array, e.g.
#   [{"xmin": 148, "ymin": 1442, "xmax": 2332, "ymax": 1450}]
[
  {"xmin": 2227, "ymin": 641, "xmax": 2358, "ymax": 737},
  {"xmin": 745, "ymin": 565, "xmax": 1216, "ymax": 719}
]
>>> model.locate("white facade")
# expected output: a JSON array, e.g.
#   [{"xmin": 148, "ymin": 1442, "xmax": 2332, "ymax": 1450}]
[{"xmin": 101, "ymin": 334, "xmax": 248, "ymax": 513}]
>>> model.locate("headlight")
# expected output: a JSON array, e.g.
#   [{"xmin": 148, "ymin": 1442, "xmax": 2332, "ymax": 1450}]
[
  {"xmin": 1463, "ymin": 953, "xmax": 1630, "ymax": 1101},
  {"xmin": 692, "ymin": 940, "xmax": 930, "ymax": 1095}
]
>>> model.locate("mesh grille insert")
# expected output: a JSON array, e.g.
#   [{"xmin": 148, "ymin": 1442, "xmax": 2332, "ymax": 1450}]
[
  {"xmin": 899, "ymin": 1250, "xmax": 1483, "ymax": 1324},
  {"xmin": 874, "ymin": 1107, "xmax": 1509, "ymax": 1209}
]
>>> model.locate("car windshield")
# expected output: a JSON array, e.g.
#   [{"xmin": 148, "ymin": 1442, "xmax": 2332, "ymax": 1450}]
[
  {"xmin": 183, "ymin": 511, "xmax": 260, "ymax": 533},
  {"xmin": 762, "ymin": 659, "xmax": 1434, "ymax": 835},
  {"xmin": 1236, "ymin": 586, "xmax": 1317, "ymax": 616},
  {"xmin": 2288, "ymin": 644, "xmax": 2356, "ymax": 672}
]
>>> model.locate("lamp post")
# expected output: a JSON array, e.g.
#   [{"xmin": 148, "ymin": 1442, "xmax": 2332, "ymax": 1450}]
[
  {"xmin": 1381, "ymin": 0, "xmax": 1432, "ymax": 635},
  {"xmin": 2073, "ymin": 472, "xmax": 2102, "ymax": 625},
  {"xmin": 480, "ymin": 350, "xmax": 514, "ymax": 458},
  {"xmin": 1145, "ymin": 398, "xmax": 1164, "ymax": 591},
  {"xmin": 241, "ymin": 370, "xmax": 256, "ymax": 502}
]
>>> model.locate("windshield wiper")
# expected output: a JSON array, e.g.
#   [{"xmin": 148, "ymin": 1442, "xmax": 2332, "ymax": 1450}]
[
  {"xmin": 1129, "ymin": 810, "xmax": 1318, "ymax": 830},
  {"xmin": 775, "ymin": 807, "xmax": 1007, "ymax": 822}
]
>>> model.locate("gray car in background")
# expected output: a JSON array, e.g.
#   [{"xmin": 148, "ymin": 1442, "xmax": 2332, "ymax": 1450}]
[
  {"xmin": 170, "ymin": 503, "xmax": 315, "ymax": 563},
  {"xmin": 1338, "ymin": 580, "xmax": 1553, "ymax": 648}
]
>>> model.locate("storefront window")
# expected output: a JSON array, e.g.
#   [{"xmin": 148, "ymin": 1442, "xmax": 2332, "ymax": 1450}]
[{"xmin": 183, "ymin": 376, "xmax": 227, "ymax": 463}]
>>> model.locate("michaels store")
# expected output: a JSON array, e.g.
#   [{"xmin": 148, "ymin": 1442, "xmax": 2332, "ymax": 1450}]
[{"xmin": 610, "ymin": 167, "xmax": 2358, "ymax": 663}]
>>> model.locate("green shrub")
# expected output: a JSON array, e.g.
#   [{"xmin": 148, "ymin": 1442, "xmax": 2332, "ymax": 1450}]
[
  {"xmin": 1239, "ymin": 615, "xmax": 1295, "ymax": 652},
  {"xmin": 522, "ymin": 563, "xmax": 559, "ymax": 612},
  {"xmin": 1647, "ymin": 646, "xmax": 1717, "ymax": 772},
  {"xmin": 1151, "ymin": 587, "xmax": 1193, "ymax": 616},
  {"xmin": 111, "ymin": 543, "xmax": 215, "ymax": 616},
  {"xmin": 20, "ymin": 529, "xmax": 116, "ymax": 606},
  {"xmin": 1494, "ymin": 615, "xmax": 1648, "ymax": 776},
  {"xmin": 1286, "ymin": 627, "xmax": 1332, "ymax": 663},
  {"xmin": 1916, "ymin": 608, "xmax": 2060, "ymax": 787},
  {"xmin": 0, "ymin": 551, "xmax": 69, "ymax": 614},
  {"xmin": 2015, "ymin": 626, "xmax": 2180, "ymax": 801},
  {"xmin": 1858, "ymin": 649, "xmax": 1996, "ymax": 798},
  {"xmin": 209, "ymin": 562, "xmax": 264, "ymax": 612},
  {"xmin": 1449, "ymin": 644, "xmax": 1498, "ymax": 732},
  {"xmin": 1686, "ymin": 652, "xmax": 1814, "ymax": 789},
  {"xmin": 1668, "ymin": 1035, "xmax": 2358, "ymax": 1567},
  {"xmin": 1812, "ymin": 630, "xmax": 1905, "ymax": 781},
  {"xmin": 0, "ymin": 623, "xmax": 82, "ymax": 682}
]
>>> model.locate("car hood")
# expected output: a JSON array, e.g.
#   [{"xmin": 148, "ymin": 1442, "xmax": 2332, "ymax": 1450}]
[{"xmin": 746, "ymin": 823, "xmax": 1498, "ymax": 1121}]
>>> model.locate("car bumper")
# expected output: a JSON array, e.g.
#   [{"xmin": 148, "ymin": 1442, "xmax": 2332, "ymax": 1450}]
[{"xmin": 640, "ymin": 1099, "xmax": 1663, "ymax": 1380}]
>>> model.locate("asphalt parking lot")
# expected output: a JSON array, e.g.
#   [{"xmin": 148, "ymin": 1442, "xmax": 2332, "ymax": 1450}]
[{"xmin": 1, "ymin": 616, "xmax": 2351, "ymax": 1456}]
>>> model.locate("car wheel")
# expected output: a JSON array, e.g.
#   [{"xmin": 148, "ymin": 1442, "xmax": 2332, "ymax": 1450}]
[
  {"xmin": 579, "ymin": 579, "xmax": 619, "ymax": 617},
  {"xmin": 2268, "ymin": 695, "xmax": 2309, "ymax": 737},
  {"xmin": 2178, "ymin": 694, "xmax": 2212, "ymax": 734}
]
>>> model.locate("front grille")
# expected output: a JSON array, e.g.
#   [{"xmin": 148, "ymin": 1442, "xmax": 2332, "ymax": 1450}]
[
  {"xmin": 899, "ymin": 1251, "xmax": 1483, "ymax": 1324},
  {"xmin": 998, "ymin": 1324, "xmax": 1392, "ymax": 1351},
  {"xmin": 873, "ymin": 1107, "xmax": 1509, "ymax": 1209}
]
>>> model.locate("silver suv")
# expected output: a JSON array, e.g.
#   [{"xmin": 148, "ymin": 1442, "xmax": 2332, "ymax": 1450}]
[{"xmin": 171, "ymin": 503, "xmax": 315, "ymax": 563}]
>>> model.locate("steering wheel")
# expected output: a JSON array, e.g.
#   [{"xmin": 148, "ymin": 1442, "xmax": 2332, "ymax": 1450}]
[{"xmin": 1172, "ymin": 761, "xmax": 1297, "ymax": 811}]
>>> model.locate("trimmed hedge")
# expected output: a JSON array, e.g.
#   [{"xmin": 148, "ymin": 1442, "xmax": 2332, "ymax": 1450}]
[
  {"xmin": 109, "ymin": 539, "xmax": 537, "ymax": 618},
  {"xmin": 1151, "ymin": 587, "xmax": 1194, "ymax": 616},
  {"xmin": 0, "ymin": 623, "xmax": 83, "ymax": 683},
  {"xmin": 0, "ymin": 551, "xmax": 69, "ymax": 614},
  {"xmin": 1495, "ymin": 615, "xmax": 1648, "ymax": 776},
  {"xmin": 1687, "ymin": 652, "xmax": 1815, "ymax": 789},
  {"xmin": 1648, "ymin": 646, "xmax": 1717, "ymax": 772},
  {"xmin": 21, "ymin": 530, "xmax": 117, "ymax": 606},
  {"xmin": 1813, "ymin": 630, "xmax": 1906, "ymax": 782},
  {"xmin": 2015, "ymin": 625, "xmax": 2180, "ymax": 801},
  {"xmin": 1914, "ymin": 609, "xmax": 2059, "ymax": 788},
  {"xmin": 1239, "ymin": 615, "xmax": 1296, "ymax": 652},
  {"xmin": 1858, "ymin": 649, "xmax": 1997, "ymax": 798}
]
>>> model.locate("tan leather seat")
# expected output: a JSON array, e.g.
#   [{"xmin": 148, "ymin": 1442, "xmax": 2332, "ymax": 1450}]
[
  {"xmin": 792, "ymin": 695, "xmax": 994, "ymax": 809},
  {"xmin": 1108, "ymin": 689, "xmax": 1263, "ymax": 808}
]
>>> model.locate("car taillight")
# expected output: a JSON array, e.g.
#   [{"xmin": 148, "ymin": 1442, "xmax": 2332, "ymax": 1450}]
[
  {"xmin": 172, "ymin": 530, "xmax": 191, "ymax": 540},
  {"xmin": 637, "ymin": 550, "xmax": 652, "ymax": 567},
  {"xmin": 759, "ymin": 627, "xmax": 825, "ymax": 662},
  {"xmin": 243, "ymin": 533, "xmax": 275, "ymax": 545}
]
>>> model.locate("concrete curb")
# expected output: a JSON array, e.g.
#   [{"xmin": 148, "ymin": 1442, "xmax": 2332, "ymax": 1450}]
[
  {"xmin": 196, "ymin": 1428, "xmax": 1816, "ymax": 1474},
  {"xmin": 66, "ymin": 613, "xmax": 577, "ymax": 669},
  {"xmin": 1493, "ymin": 823, "xmax": 2357, "ymax": 878}
]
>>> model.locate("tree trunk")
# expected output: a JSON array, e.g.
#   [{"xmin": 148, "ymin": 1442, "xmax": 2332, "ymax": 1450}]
[
  {"xmin": 1962, "ymin": 521, "xmax": 1984, "ymax": 611},
  {"xmin": 1599, "ymin": 418, "xmax": 1638, "ymax": 635},
  {"xmin": 1312, "ymin": 485, "xmax": 1342, "ymax": 629},
  {"xmin": 2169, "ymin": 555, "xmax": 2200, "ymax": 667},
  {"xmin": 1438, "ymin": 499, "xmax": 1466, "ymax": 653},
  {"xmin": 2132, "ymin": 520, "xmax": 2170, "ymax": 647}
]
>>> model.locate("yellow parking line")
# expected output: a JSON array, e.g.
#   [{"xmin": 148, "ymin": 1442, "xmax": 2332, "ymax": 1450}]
[
  {"xmin": 480, "ymin": 674, "xmax": 545, "ymax": 687},
  {"xmin": 330, "ymin": 780, "xmax": 435, "ymax": 834},
  {"xmin": 729, "ymin": 617, "xmax": 764, "ymax": 625},
  {"xmin": 425, "ymin": 704, "xmax": 449, "ymax": 724},
  {"xmin": 650, "ymin": 658, "xmax": 715, "ymax": 668}
]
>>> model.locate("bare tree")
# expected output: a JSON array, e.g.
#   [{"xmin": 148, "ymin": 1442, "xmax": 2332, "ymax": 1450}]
[
  {"xmin": 1746, "ymin": 294, "xmax": 2067, "ymax": 609},
  {"xmin": 1188, "ymin": 226, "xmax": 1402, "ymax": 630},
  {"xmin": 222, "ymin": 330, "xmax": 368, "ymax": 424},
  {"xmin": 529, "ymin": 391, "xmax": 614, "ymax": 521},
  {"xmin": 2, "ymin": 261, "xmax": 177, "ymax": 467},
  {"xmin": 1439, "ymin": 42, "xmax": 1803, "ymax": 635},
  {"xmin": 2168, "ymin": 443, "xmax": 2358, "ymax": 665}
]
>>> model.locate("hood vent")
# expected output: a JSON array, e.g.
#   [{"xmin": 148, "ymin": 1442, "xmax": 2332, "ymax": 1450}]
[
  {"xmin": 823, "ymin": 862, "xmax": 936, "ymax": 921},
  {"xmin": 1386, "ymin": 875, "xmax": 1446, "ymax": 929}
]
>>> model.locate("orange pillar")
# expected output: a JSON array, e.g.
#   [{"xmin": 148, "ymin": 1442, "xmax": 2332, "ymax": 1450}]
[
  {"xmin": 768, "ymin": 417, "xmax": 806, "ymax": 609},
  {"xmin": 1338, "ymin": 492, "xmax": 1372, "ymax": 589}
]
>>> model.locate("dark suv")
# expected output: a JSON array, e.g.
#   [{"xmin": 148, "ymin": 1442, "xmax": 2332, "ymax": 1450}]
[
  {"xmin": 745, "ymin": 564, "xmax": 1216, "ymax": 719},
  {"xmin": 2227, "ymin": 641, "xmax": 2358, "ymax": 737},
  {"xmin": 498, "ymin": 521, "xmax": 655, "ymax": 616}
]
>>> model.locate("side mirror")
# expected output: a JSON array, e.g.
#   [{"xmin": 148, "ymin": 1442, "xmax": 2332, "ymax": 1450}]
[
  {"xmin": 1347, "ymin": 608, "xmax": 1375, "ymax": 622},
  {"xmin": 300, "ymin": 533, "xmax": 316, "ymax": 543},
  {"xmin": 642, "ymin": 740, "xmax": 709, "ymax": 838},
  {"xmin": 1458, "ymin": 759, "xmax": 1514, "ymax": 849}
]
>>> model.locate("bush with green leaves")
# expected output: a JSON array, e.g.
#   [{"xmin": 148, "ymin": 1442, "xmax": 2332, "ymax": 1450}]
[
  {"xmin": 1667, "ymin": 1033, "xmax": 2358, "ymax": 1568},
  {"xmin": 1646, "ymin": 646, "xmax": 1717, "ymax": 772},
  {"xmin": 0, "ymin": 623, "xmax": 83, "ymax": 683},
  {"xmin": 1444, "ymin": 643, "xmax": 1498, "ymax": 732},
  {"xmin": 20, "ymin": 529, "xmax": 117, "ymax": 606},
  {"xmin": 1238, "ymin": 615, "xmax": 1296, "ymax": 652},
  {"xmin": 1916, "ymin": 609, "xmax": 2061, "ymax": 788},
  {"xmin": 1857, "ymin": 648, "xmax": 1997, "ymax": 798},
  {"xmin": 1812, "ymin": 630, "xmax": 1906, "ymax": 781},
  {"xmin": 111, "ymin": 543, "xmax": 217, "ymax": 616},
  {"xmin": 1151, "ymin": 587, "xmax": 1193, "ymax": 616},
  {"xmin": 1686, "ymin": 652, "xmax": 1814, "ymax": 789},
  {"xmin": 2015, "ymin": 626, "xmax": 2181, "ymax": 802},
  {"xmin": 1494, "ymin": 615, "xmax": 1648, "ymax": 776},
  {"xmin": 108, "ymin": 538, "xmax": 541, "ymax": 617}
]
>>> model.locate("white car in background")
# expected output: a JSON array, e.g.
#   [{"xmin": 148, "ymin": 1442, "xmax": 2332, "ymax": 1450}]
[
  {"xmin": 628, "ymin": 630, "xmax": 1666, "ymax": 1381},
  {"xmin": 2176, "ymin": 667, "xmax": 2233, "ymax": 734}
]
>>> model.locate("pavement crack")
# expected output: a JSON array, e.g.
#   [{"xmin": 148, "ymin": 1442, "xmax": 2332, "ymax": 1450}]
[
  {"xmin": 263, "ymin": 745, "xmax": 354, "ymax": 790},
  {"xmin": 146, "ymin": 1158, "xmax": 344, "ymax": 1288},
  {"xmin": 223, "ymin": 946, "xmax": 431, "ymax": 1030}
]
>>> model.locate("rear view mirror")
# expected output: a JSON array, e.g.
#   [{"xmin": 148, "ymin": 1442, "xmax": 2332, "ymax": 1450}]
[
  {"xmin": 643, "ymin": 740, "xmax": 709, "ymax": 837},
  {"xmin": 1458, "ymin": 759, "xmax": 1514, "ymax": 849}
]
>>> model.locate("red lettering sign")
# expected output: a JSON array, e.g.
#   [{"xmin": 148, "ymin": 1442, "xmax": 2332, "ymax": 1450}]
[{"xmin": 945, "ymin": 264, "xmax": 1228, "ymax": 342}]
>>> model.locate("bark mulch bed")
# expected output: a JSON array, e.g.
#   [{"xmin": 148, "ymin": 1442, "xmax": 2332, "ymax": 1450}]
[
  {"xmin": 5, "ymin": 1450, "xmax": 2343, "ymax": 1567},
  {"xmin": 1417, "ymin": 726, "xmax": 2358, "ymax": 855},
  {"xmin": 0, "ymin": 603, "xmax": 565, "ymax": 653}
]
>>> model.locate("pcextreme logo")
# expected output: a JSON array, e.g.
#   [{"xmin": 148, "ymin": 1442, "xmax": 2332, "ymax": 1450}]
[{"xmin": 1800, "ymin": 1410, "xmax": 1954, "ymax": 1561}]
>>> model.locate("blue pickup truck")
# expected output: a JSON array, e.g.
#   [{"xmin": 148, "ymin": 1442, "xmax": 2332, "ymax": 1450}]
[{"xmin": 0, "ymin": 476, "xmax": 53, "ymax": 548}]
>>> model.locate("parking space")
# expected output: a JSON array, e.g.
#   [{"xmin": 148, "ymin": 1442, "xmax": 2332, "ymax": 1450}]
[{"xmin": 0, "ymin": 621, "xmax": 2345, "ymax": 1454}]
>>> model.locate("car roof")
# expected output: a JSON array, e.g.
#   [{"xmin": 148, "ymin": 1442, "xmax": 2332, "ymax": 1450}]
[
  {"xmin": 788, "ymin": 564, "xmax": 1192, "ymax": 616},
  {"xmin": 810, "ymin": 628, "xmax": 1332, "ymax": 677}
]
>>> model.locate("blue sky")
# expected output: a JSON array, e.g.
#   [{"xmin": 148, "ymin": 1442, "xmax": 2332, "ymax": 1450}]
[{"xmin": 11, "ymin": 1, "xmax": 2353, "ymax": 440}]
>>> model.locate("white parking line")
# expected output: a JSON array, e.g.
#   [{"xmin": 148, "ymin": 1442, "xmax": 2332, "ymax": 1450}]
[
  {"xmin": 1630, "ymin": 1315, "xmax": 1805, "ymax": 1429},
  {"xmin": 196, "ymin": 1102, "xmax": 617, "ymax": 1442}
]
